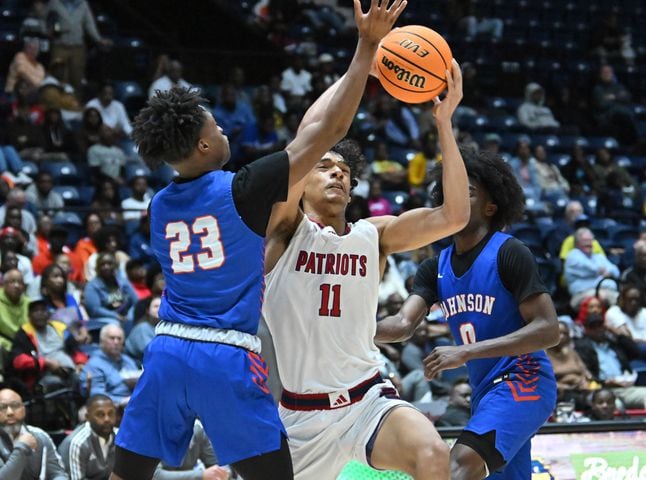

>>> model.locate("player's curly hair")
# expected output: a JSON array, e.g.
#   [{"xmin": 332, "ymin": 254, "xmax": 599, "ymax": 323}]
[
  {"xmin": 133, "ymin": 87, "xmax": 207, "ymax": 169},
  {"xmin": 430, "ymin": 148, "xmax": 525, "ymax": 231},
  {"xmin": 330, "ymin": 138, "xmax": 366, "ymax": 188}
]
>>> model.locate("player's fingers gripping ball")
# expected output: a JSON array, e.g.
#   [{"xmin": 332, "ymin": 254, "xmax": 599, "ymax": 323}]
[{"xmin": 376, "ymin": 25, "xmax": 453, "ymax": 104}]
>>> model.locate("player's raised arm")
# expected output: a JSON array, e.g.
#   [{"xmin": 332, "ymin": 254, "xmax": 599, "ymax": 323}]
[
  {"xmin": 283, "ymin": 0, "xmax": 406, "ymax": 186},
  {"xmin": 368, "ymin": 60, "xmax": 470, "ymax": 255}
]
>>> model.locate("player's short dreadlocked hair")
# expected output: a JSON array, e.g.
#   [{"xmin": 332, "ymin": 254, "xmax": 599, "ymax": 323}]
[
  {"xmin": 430, "ymin": 148, "xmax": 525, "ymax": 231},
  {"xmin": 330, "ymin": 138, "xmax": 366, "ymax": 188},
  {"xmin": 133, "ymin": 87, "xmax": 207, "ymax": 169}
]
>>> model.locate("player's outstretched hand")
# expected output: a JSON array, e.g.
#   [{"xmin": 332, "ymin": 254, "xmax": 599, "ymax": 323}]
[
  {"xmin": 423, "ymin": 344, "xmax": 468, "ymax": 380},
  {"xmin": 202, "ymin": 465, "xmax": 230, "ymax": 480},
  {"xmin": 354, "ymin": 0, "xmax": 408, "ymax": 45},
  {"xmin": 432, "ymin": 59, "xmax": 463, "ymax": 123}
]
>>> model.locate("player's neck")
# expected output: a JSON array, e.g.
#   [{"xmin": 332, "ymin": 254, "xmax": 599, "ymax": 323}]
[
  {"xmin": 305, "ymin": 210, "xmax": 347, "ymax": 235},
  {"xmin": 454, "ymin": 226, "xmax": 490, "ymax": 255}
]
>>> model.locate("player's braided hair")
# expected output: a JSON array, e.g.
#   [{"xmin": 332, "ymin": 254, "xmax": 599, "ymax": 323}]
[
  {"xmin": 133, "ymin": 87, "xmax": 207, "ymax": 169},
  {"xmin": 330, "ymin": 138, "xmax": 366, "ymax": 189},
  {"xmin": 430, "ymin": 148, "xmax": 525, "ymax": 231}
]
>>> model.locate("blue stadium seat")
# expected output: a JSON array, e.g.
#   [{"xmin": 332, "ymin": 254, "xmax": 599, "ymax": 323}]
[
  {"xmin": 609, "ymin": 225, "xmax": 640, "ymax": 249},
  {"xmin": 40, "ymin": 161, "xmax": 79, "ymax": 185},
  {"xmin": 488, "ymin": 115, "xmax": 522, "ymax": 132},
  {"xmin": 20, "ymin": 161, "xmax": 38, "ymax": 178},
  {"xmin": 587, "ymin": 136, "xmax": 619, "ymax": 151},
  {"xmin": 508, "ymin": 223, "xmax": 543, "ymax": 250},
  {"xmin": 114, "ymin": 80, "xmax": 144, "ymax": 102},
  {"xmin": 381, "ymin": 191, "xmax": 409, "ymax": 215},
  {"xmin": 77, "ymin": 186, "xmax": 96, "ymax": 206},
  {"xmin": 52, "ymin": 185, "xmax": 80, "ymax": 206},
  {"xmin": 125, "ymin": 161, "xmax": 151, "ymax": 182}
]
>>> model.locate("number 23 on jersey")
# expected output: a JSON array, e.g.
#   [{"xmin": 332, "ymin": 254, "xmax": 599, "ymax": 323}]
[{"xmin": 166, "ymin": 215, "xmax": 225, "ymax": 273}]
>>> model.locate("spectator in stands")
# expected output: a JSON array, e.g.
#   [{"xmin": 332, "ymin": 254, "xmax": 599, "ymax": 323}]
[
  {"xmin": 605, "ymin": 283, "xmax": 646, "ymax": 356},
  {"xmin": 213, "ymin": 84, "xmax": 257, "ymax": 164},
  {"xmin": 84, "ymin": 226, "xmax": 130, "ymax": 282},
  {"xmin": 564, "ymin": 227, "xmax": 620, "ymax": 309},
  {"xmin": 131, "ymin": 262, "xmax": 163, "ymax": 322},
  {"xmin": 46, "ymin": 0, "xmax": 112, "ymax": 93},
  {"xmin": 8, "ymin": 297, "xmax": 87, "ymax": 392},
  {"xmin": 508, "ymin": 136, "xmax": 541, "ymax": 203},
  {"xmin": 366, "ymin": 178, "xmax": 393, "ymax": 217},
  {"xmin": 0, "ymin": 387, "xmax": 67, "ymax": 478},
  {"xmin": 81, "ymin": 324, "xmax": 140, "ymax": 407},
  {"xmin": 316, "ymin": 52, "xmax": 339, "ymax": 88},
  {"xmin": 19, "ymin": 0, "xmax": 52, "ymax": 54},
  {"xmin": 39, "ymin": 57, "xmax": 82, "ymax": 114},
  {"xmin": 0, "ymin": 230, "xmax": 34, "ymax": 287},
  {"xmin": 0, "ymin": 269, "xmax": 29, "ymax": 354},
  {"xmin": 31, "ymin": 224, "xmax": 84, "ymax": 284},
  {"xmin": 73, "ymin": 212, "xmax": 103, "ymax": 270},
  {"xmin": 592, "ymin": 147, "xmax": 635, "ymax": 192},
  {"xmin": 583, "ymin": 388, "xmax": 618, "ymax": 421},
  {"xmin": 279, "ymin": 53, "xmax": 312, "ymax": 103},
  {"xmin": 154, "ymin": 420, "xmax": 230, "ymax": 479},
  {"xmin": 373, "ymin": 95, "xmax": 421, "ymax": 150},
  {"xmin": 239, "ymin": 113, "xmax": 285, "ymax": 166},
  {"xmin": 39, "ymin": 264, "xmax": 84, "ymax": 327},
  {"xmin": 125, "ymin": 259, "xmax": 149, "ymax": 300},
  {"xmin": 6, "ymin": 103, "xmax": 48, "ymax": 163},
  {"xmin": 561, "ymin": 143, "xmax": 603, "ymax": 197},
  {"xmin": 4, "ymin": 38, "xmax": 46, "ymax": 94},
  {"xmin": 589, "ymin": 9, "xmax": 635, "ymax": 66},
  {"xmin": 517, "ymin": 82, "xmax": 560, "ymax": 133},
  {"xmin": 400, "ymin": 321, "xmax": 429, "ymax": 373},
  {"xmin": 76, "ymin": 107, "xmax": 103, "ymax": 155},
  {"xmin": 25, "ymin": 172, "xmax": 65, "ymax": 218},
  {"xmin": 435, "ymin": 378, "xmax": 472, "ymax": 427},
  {"xmin": 147, "ymin": 59, "xmax": 192, "ymax": 99},
  {"xmin": 125, "ymin": 295, "xmax": 160, "ymax": 364},
  {"xmin": 83, "ymin": 252, "xmax": 137, "ymax": 332},
  {"xmin": 41, "ymin": 108, "xmax": 77, "ymax": 159},
  {"xmin": 121, "ymin": 175, "xmax": 151, "ymax": 224},
  {"xmin": 558, "ymin": 212, "xmax": 605, "ymax": 263},
  {"xmin": 34, "ymin": 214, "xmax": 52, "ymax": 258},
  {"xmin": 533, "ymin": 144, "xmax": 570, "ymax": 198},
  {"xmin": 592, "ymin": 65, "xmax": 638, "ymax": 146},
  {"xmin": 546, "ymin": 320, "xmax": 600, "ymax": 409},
  {"xmin": 127, "ymin": 214, "xmax": 153, "ymax": 266},
  {"xmin": 87, "ymin": 126, "xmax": 127, "ymax": 183},
  {"xmin": 370, "ymin": 140, "xmax": 408, "ymax": 190},
  {"xmin": 88, "ymin": 176, "xmax": 123, "ymax": 226},
  {"xmin": 621, "ymin": 240, "xmax": 646, "ymax": 298},
  {"xmin": 459, "ymin": 2, "xmax": 503, "ymax": 40},
  {"xmin": 58, "ymin": 394, "xmax": 117, "ymax": 479},
  {"xmin": 598, "ymin": 170, "xmax": 643, "ymax": 226},
  {"xmin": 2, "ymin": 207, "xmax": 37, "ymax": 258},
  {"xmin": 573, "ymin": 310, "xmax": 645, "ymax": 409},
  {"xmin": 85, "ymin": 83, "xmax": 133, "ymax": 139}
]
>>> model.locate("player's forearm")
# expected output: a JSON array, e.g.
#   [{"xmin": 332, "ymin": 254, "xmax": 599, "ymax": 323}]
[
  {"xmin": 375, "ymin": 314, "xmax": 416, "ymax": 343},
  {"xmin": 436, "ymin": 119, "xmax": 470, "ymax": 230},
  {"xmin": 462, "ymin": 316, "xmax": 560, "ymax": 361}
]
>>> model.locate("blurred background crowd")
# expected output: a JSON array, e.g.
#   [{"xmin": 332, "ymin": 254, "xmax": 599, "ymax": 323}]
[{"xmin": 0, "ymin": 0, "xmax": 645, "ymax": 477}]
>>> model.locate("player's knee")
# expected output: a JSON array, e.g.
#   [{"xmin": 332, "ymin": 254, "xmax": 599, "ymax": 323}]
[{"xmin": 411, "ymin": 438, "xmax": 450, "ymax": 476}]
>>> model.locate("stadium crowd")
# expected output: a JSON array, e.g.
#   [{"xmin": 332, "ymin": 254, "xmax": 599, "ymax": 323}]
[{"xmin": 0, "ymin": 0, "xmax": 644, "ymax": 477}]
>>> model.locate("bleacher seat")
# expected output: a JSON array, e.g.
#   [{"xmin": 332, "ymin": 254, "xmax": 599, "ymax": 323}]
[
  {"xmin": 488, "ymin": 115, "xmax": 522, "ymax": 132},
  {"xmin": 125, "ymin": 161, "xmax": 151, "ymax": 182},
  {"xmin": 509, "ymin": 223, "xmax": 543, "ymax": 250},
  {"xmin": 52, "ymin": 185, "xmax": 80, "ymax": 206},
  {"xmin": 20, "ymin": 161, "xmax": 38, "ymax": 178},
  {"xmin": 77, "ymin": 186, "xmax": 96, "ymax": 206},
  {"xmin": 609, "ymin": 225, "xmax": 640, "ymax": 249},
  {"xmin": 382, "ymin": 191, "xmax": 409, "ymax": 215},
  {"xmin": 587, "ymin": 136, "xmax": 619, "ymax": 151},
  {"xmin": 53, "ymin": 211, "xmax": 84, "ymax": 245},
  {"xmin": 40, "ymin": 161, "xmax": 79, "ymax": 185}
]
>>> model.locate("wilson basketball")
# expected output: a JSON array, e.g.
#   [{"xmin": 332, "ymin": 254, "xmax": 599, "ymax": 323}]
[{"xmin": 376, "ymin": 25, "xmax": 453, "ymax": 104}]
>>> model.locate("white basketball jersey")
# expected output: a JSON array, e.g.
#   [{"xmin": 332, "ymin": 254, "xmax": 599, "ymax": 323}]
[{"xmin": 264, "ymin": 216, "xmax": 383, "ymax": 393}]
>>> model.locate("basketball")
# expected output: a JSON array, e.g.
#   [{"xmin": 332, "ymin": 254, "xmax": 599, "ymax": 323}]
[{"xmin": 375, "ymin": 25, "xmax": 453, "ymax": 104}]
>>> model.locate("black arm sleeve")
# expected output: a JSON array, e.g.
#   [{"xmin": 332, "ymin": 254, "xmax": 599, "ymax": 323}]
[
  {"xmin": 411, "ymin": 257, "xmax": 440, "ymax": 307},
  {"xmin": 498, "ymin": 238, "xmax": 548, "ymax": 304},
  {"xmin": 232, "ymin": 151, "xmax": 290, "ymax": 236}
]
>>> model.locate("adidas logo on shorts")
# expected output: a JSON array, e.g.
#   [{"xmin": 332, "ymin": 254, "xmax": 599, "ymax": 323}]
[{"xmin": 328, "ymin": 390, "xmax": 351, "ymax": 409}]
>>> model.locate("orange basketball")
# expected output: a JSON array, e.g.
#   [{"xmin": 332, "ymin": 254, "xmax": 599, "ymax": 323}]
[{"xmin": 376, "ymin": 25, "xmax": 453, "ymax": 104}]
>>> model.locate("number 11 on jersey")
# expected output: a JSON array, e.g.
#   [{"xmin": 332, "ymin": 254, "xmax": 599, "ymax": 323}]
[{"xmin": 319, "ymin": 283, "xmax": 341, "ymax": 317}]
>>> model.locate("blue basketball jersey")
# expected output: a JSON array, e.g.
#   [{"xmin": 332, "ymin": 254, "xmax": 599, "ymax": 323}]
[
  {"xmin": 150, "ymin": 170, "xmax": 264, "ymax": 334},
  {"xmin": 437, "ymin": 232, "xmax": 554, "ymax": 397}
]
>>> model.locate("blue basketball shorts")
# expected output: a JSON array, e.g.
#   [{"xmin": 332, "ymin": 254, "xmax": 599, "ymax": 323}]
[
  {"xmin": 464, "ymin": 371, "xmax": 557, "ymax": 479},
  {"xmin": 115, "ymin": 335, "xmax": 286, "ymax": 466}
]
